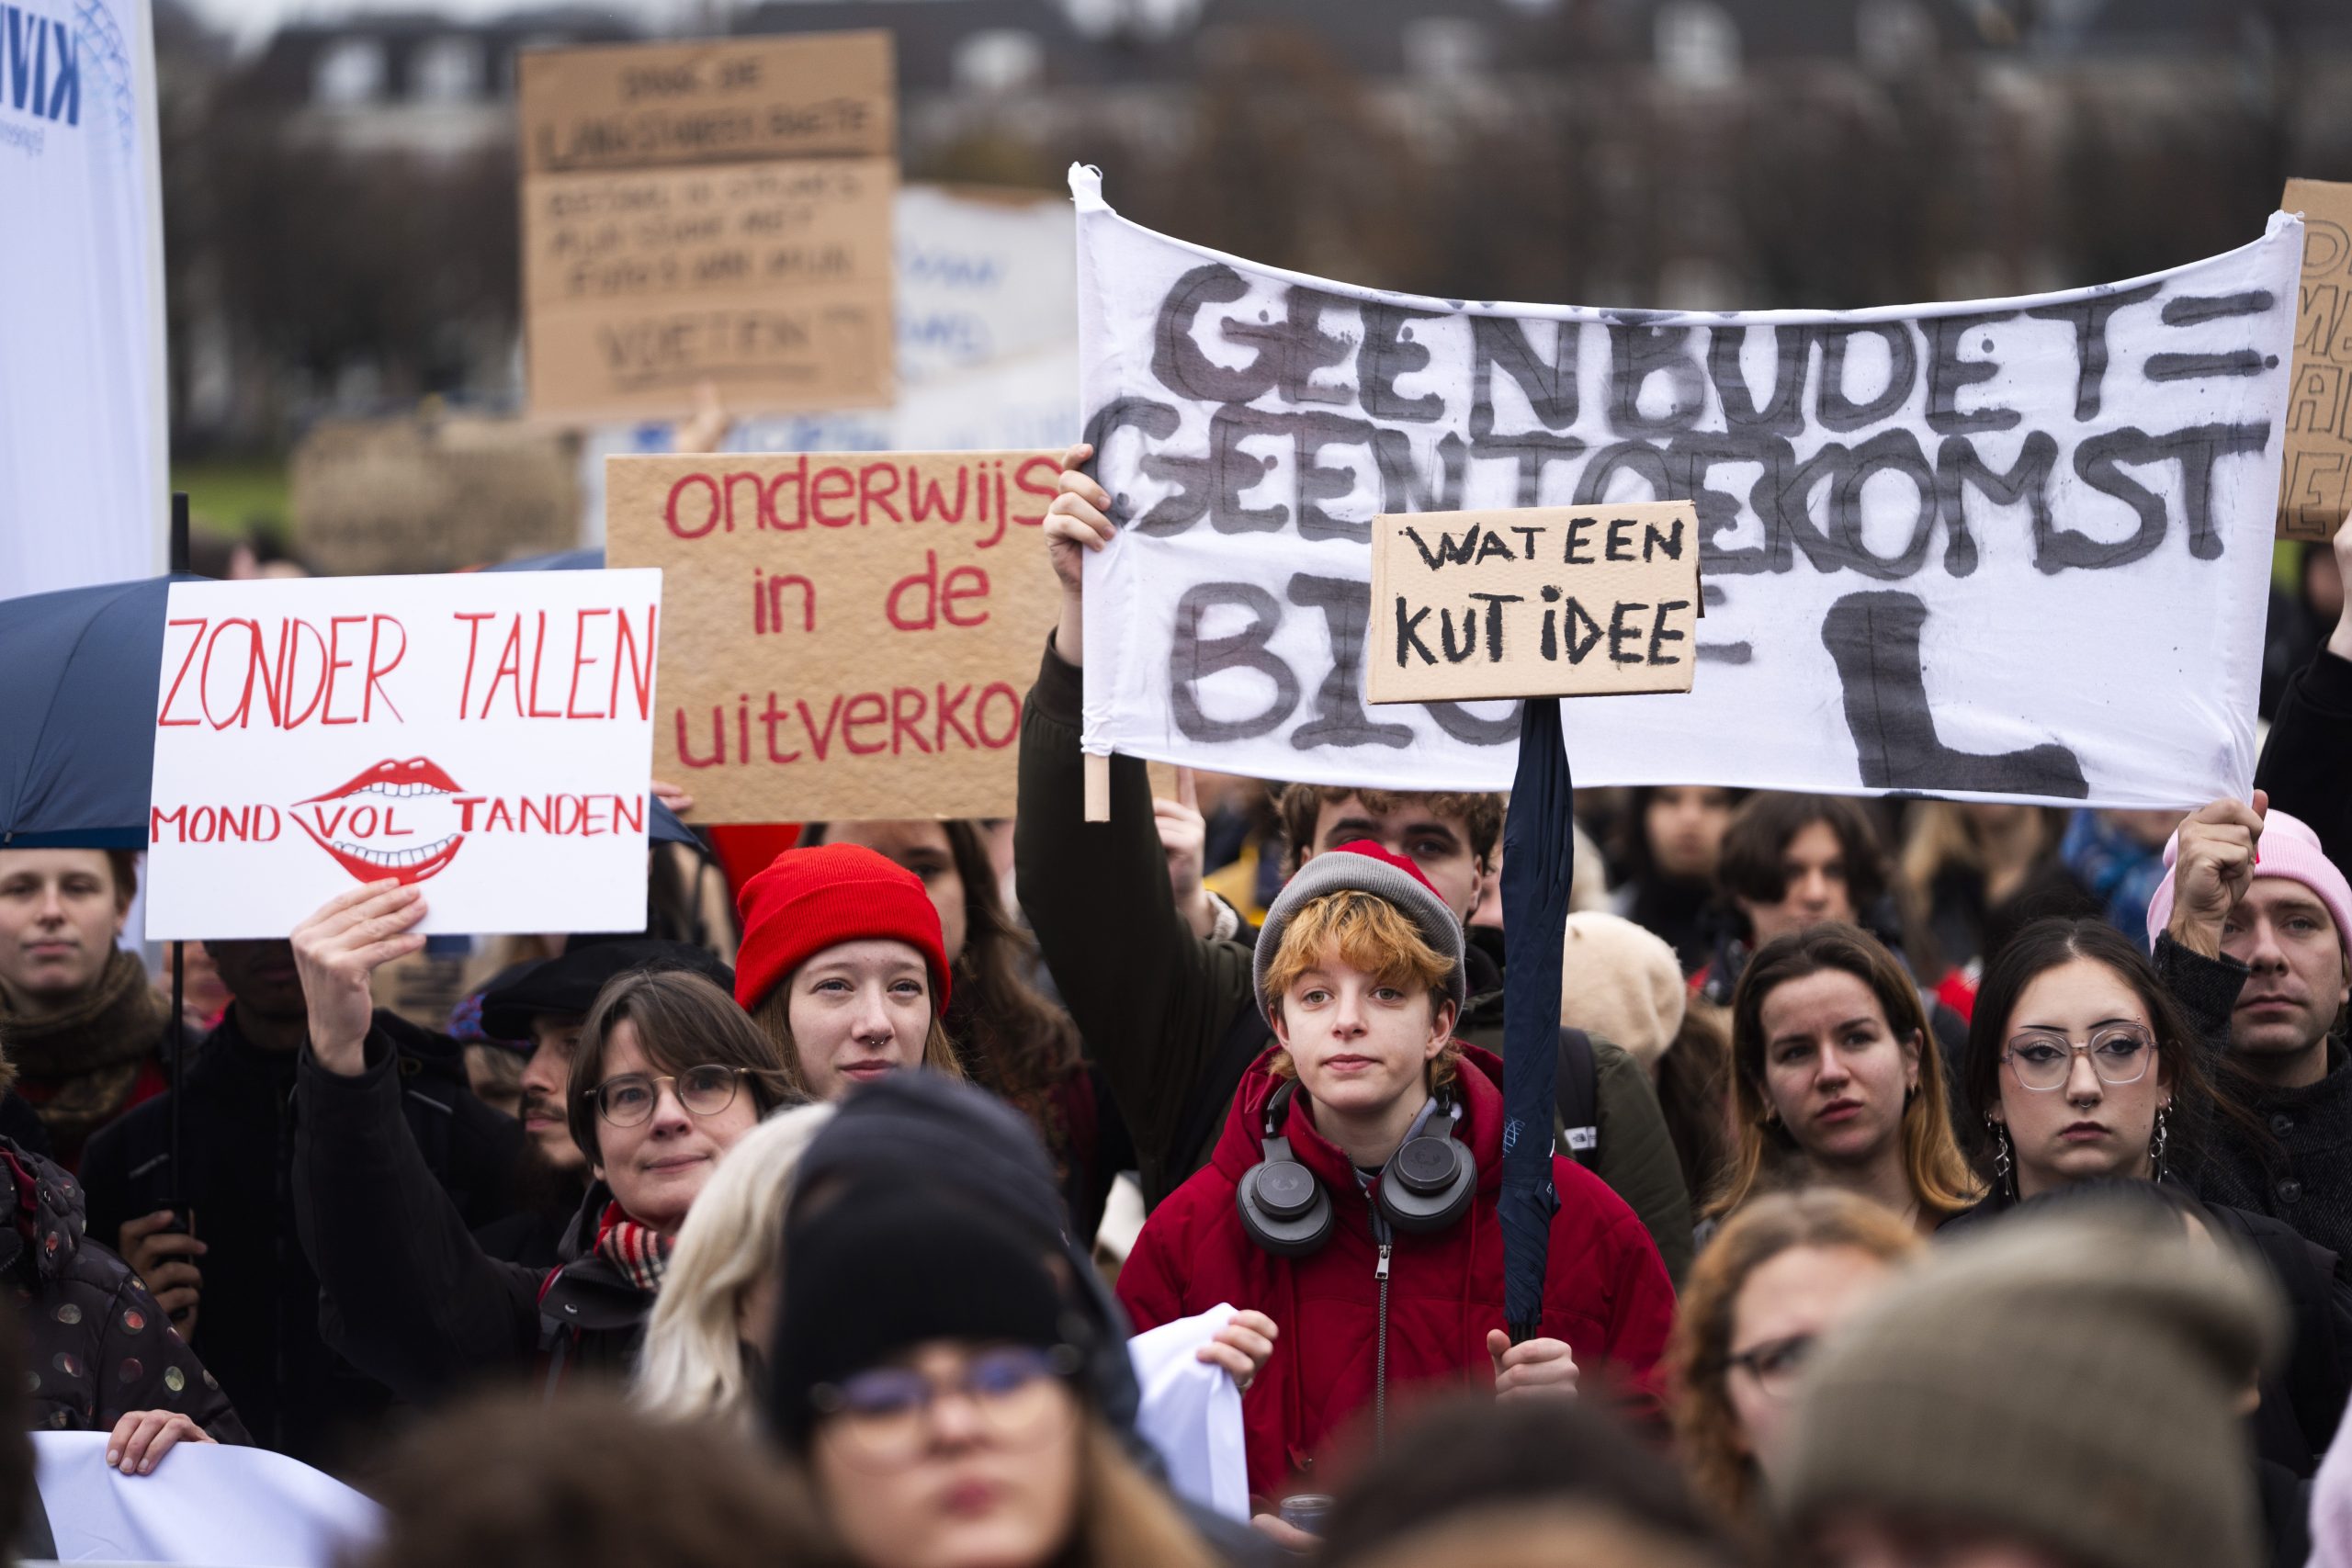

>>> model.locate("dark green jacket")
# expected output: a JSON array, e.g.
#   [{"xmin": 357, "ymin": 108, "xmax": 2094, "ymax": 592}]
[{"xmin": 1014, "ymin": 638, "xmax": 1694, "ymax": 1282}]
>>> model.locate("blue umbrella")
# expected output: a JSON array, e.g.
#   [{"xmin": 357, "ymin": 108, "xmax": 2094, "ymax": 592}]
[
  {"xmin": 1498, "ymin": 696, "xmax": 1573, "ymax": 1341},
  {"xmin": 0, "ymin": 573, "xmax": 205, "ymax": 849},
  {"xmin": 0, "ymin": 570, "xmax": 695, "ymax": 849}
]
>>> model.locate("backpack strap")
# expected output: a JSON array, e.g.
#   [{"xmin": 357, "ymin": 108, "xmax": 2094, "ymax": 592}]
[{"xmin": 1555, "ymin": 1026, "xmax": 1600, "ymax": 1168}]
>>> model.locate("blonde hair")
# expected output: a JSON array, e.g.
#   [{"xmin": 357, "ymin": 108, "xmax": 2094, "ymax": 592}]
[
  {"xmin": 1666, "ymin": 1190, "xmax": 1922, "ymax": 1535},
  {"xmin": 1071, "ymin": 1421, "xmax": 1227, "ymax": 1568},
  {"xmin": 634, "ymin": 1102, "xmax": 835, "ymax": 1427}
]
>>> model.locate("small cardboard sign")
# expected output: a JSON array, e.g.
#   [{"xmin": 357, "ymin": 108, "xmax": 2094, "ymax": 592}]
[
  {"xmin": 517, "ymin": 32, "xmax": 896, "ymax": 423},
  {"xmin": 2281, "ymin": 178, "xmax": 2352, "ymax": 543},
  {"xmin": 605, "ymin": 450, "xmax": 1063, "ymax": 822},
  {"xmin": 1366, "ymin": 502, "xmax": 1702, "ymax": 703},
  {"xmin": 516, "ymin": 33, "xmax": 894, "ymax": 175},
  {"xmin": 144, "ymin": 570, "xmax": 662, "ymax": 939}
]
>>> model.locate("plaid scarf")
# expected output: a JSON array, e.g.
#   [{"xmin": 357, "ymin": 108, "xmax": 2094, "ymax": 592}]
[{"xmin": 594, "ymin": 1202, "xmax": 673, "ymax": 1295}]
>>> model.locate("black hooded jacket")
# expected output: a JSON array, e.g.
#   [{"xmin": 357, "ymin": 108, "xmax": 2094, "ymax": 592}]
[{"xmin": 292, "ymin": 1027, "xmax": 650, "ymax": 1403}]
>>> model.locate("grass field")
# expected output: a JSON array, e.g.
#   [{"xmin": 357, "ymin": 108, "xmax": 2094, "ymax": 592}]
[{"xmin": 172, "ymin": 458, "xmax": 291, "ymax": 548}]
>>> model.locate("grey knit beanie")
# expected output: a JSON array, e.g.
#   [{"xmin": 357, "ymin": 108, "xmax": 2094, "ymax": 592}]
[
  {"xmin": 1253, "ymin": 839, "xmax": 1467, "ymax": 1026},
  {"xmin": 1776, "ymin": 1211, "xmax": 2287, "ymax": 1568}
]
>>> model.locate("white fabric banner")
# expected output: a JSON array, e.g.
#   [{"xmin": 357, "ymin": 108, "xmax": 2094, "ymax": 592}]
[
  {"xmin": 0, "ymin": 0, "xmax": 166, "ymax": 600},
  {"xmin": 144, "ymin": 570, "xmax": 661, "ymax": 939},
  {"xmin": 1125, "ymin": 1303, "xmax": 1250, "ymax": 1523},
  {"xmin": 33, "ymin": 1432, "xmax": 379, "ymax": 1565},
  {"xmin": 1071, "ymin": 165, "xmax": 2302, "ymax": 808}
]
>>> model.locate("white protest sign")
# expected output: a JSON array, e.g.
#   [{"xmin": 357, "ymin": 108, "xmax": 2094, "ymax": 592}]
[
  {"xmin": 145, "ymin": 570, "xmax": 662, "ymax": 939},
  {"xmin": 1071, "ymin": 165, "xmax": 2301, "ymax": 808},
  {"xmin": 0, "ymin": 0, "xmax": 169, "ymax": 600}
]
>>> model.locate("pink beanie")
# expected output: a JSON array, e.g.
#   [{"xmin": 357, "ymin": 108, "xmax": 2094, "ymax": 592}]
[{"xmin": 2144, "ymin": 808, "xmax": 2352, "ymax": 959}]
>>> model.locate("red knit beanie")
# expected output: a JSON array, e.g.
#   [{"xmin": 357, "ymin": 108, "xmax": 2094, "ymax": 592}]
[{"xmin": 732, "ymin": 843, "xmax": 952, "ymax": 1014}]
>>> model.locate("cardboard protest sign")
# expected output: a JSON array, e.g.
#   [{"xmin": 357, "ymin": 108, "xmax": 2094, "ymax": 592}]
[
  {"xmin": 605, "ymin": 450, "xmax": 1061, "ymax": 821},
  {"xmin": 1368, "ymin": 502, "xmax": 1701, "ymax": 702},
  {"xmin": 2281, "ymin": 178, "xmax": 2352, "ymax": 543},
  {"xmin": 518, "ymin": 33, "xmax": 895, "ymax": 423},
  {"xmin": 144, "ymin": 570, "xmax": 662, "ymax": 939},
  {"xmin": 291, "ymin": 415, "xmax": 582, "ymax": 575},
  {"xmin": 1071, "ymin": 166, "xmax": 2301, "ymax": 808}
]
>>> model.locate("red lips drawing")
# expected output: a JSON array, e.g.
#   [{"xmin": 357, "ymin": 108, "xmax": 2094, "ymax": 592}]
[{"xmin": 291, "ymin": 757, "xmax": 466, "ymax": 886}]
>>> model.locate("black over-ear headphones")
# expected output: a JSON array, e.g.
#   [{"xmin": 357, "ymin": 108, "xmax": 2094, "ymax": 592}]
[{"xmin": 1236, "ymin": 1079, "xmax": 1477, "ymax": 1258}]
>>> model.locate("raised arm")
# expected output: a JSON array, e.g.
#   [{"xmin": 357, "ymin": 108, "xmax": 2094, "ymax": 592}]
[
  {"xmin": 289, "ymin": 884, "xmax": 543, "ymax": 1401},
  {"xmin": 1015, "ymin": 445, "xmax": 1261, "ymax": 1205}
]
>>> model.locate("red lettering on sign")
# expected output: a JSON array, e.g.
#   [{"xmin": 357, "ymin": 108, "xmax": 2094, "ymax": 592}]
[
  {"xmin": 526, "ymin": 613, "xmax": 565, "ymax": 719},
  {"xmin": 1011, "ymin": 456, "xmax": 1059, "ymax": 526},
  {"xmin": 842, "ymin": 692, "xmax": 888, "ymax": 754},
  {"xmin": 363, "ymin": 616, "xmax": 406, "ymax": 722},
  {"xmin": 909, "ymin": 465, "xmax": 967, "ymax": 525},
  {"xmin": 858, "ymin": 461, "xmax": 902, "ymax": 524},
  {"xmin": 811, "ymin": 465, "xmax": 855, "ymax": 526},
  {"xmin": 613, "ymin": 605, "xmax": 656, "ymax": 722},
  {"xmin": 666, "ymin": 473, "xmax": 721, "ymax": 538},
  {"xmin": 158, "ymin": 620, "xmax": 206, "ymax": 728},
  {"xmin": 976, "ymin": 682, "xmax": 1020, "ymax": 750},
  {"xmin": 941, "ymin": 566, "xmax": 989, "ymax": 627},
  {"xmin": 890, "ymin": 686, "xmax": 932, "ymax": 754},
  {"xmin": 322, "ymin": 616, "xmax": 366, "ymax": 725},
  {"xmin": 567, "ymin": 609, "xmax": 611, "ymax": 718}
]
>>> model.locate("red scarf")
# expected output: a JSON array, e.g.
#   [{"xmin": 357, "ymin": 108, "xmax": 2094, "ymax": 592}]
[{"xmin": 593, "ymin": 1202, "xmax": 673, "ymax": 1295}]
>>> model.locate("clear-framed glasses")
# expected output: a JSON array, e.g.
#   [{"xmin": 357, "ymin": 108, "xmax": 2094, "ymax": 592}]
[
  {"xmin": 1724, "ymin": 1332, "xmax": 1815, "ymax": 1400},
  {"xmin": 2001, "ymin": 1023, "xmax": 2155, "ymax": 1092},
  {"xmin": 584, "ymin": 1065, "xmax": 749, "ymax": 1127},
  {"xmin": 811, "ymin": 1344, "xmax": 1084, "ymax": 1468}
]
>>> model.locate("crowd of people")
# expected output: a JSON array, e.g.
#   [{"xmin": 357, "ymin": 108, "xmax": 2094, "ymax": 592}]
[{"xmin": 0, "ymin": 452, "xmax": 2345, "ymax": 1568}]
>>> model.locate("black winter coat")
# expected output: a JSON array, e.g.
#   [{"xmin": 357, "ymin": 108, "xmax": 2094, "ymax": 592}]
[
  {"xmin": 2256, "ymin": 646, "xmax": 2352, "ymax": 877},
  {"xmin": 80, "ymin": 1009, "xmax": 521, "ymax": 1465},
  {"xmin": 0, "ymin": 1138, "xmax": 247, "ymax": 1442},
  {"xmin": 293, "ymin": 1030, "xmax": 650, "ymax": 1403}
]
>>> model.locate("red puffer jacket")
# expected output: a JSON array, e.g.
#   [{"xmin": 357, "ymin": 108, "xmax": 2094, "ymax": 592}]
[{"xmin": 1118, "ymin": 1043, "xmax": 1675, "ymax": 1501}]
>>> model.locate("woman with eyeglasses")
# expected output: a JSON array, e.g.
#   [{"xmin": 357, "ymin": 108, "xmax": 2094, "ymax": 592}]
[
  {"xmin": 1708, "ymin": 924, "xmax": 1980, "ymax": 1232},
  {"xmin": 291, "ymin": 880, "xmax": 801, "ymax": 1402},
  {"xmin": 1952, "ymin": 917, "xmax": 2258, "ymax": 1215},
  {"xmin": 768, "ymin": 1184, "xmax": 1218, "ymax": 1568},
  {"xmin": 1945, "ymin": 917, "xmax": 2352, "ymax": 1485},
  {"xmin": 1664, "ymin": 1190, "xmax": 1920, "ymax": 1541}
]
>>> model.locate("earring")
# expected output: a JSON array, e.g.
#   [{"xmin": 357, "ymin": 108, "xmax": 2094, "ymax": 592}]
[
  {"xmin": 1990, "ymin": 1120, "xmax": 2016, "ymax": 1203},
  {"xmin": 2151, "ymin": 1103, "xmax": 2171, "ymax": 1185}
]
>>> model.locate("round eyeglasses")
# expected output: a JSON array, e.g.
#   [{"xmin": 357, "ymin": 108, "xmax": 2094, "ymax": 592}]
[
  {"xmin": 584, "ymin": 1065, "xmax": 750, "ymax": 1127},
  {"xmin": 2000, "ymin": 1024, "xmax": 2155, "ymax": 1092},
  {"xmin": 810, "ymin": 1344, "xmax": 1084, "ymax": 1467}
]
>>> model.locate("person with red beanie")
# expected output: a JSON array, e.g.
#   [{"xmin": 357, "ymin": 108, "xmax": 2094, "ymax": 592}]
[
  {"xmin": 1116, "ymin": 842, "xmax": 1675, "ymax": 1535},
  {"xmin": 733, "ymin": 843, "xmax": 967, "ymax": 1102}
]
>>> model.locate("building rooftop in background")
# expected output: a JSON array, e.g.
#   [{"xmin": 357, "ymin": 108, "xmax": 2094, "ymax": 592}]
[{"xmin": 241, "ymin": 7, "xmax": 640, "ymax": 154}]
